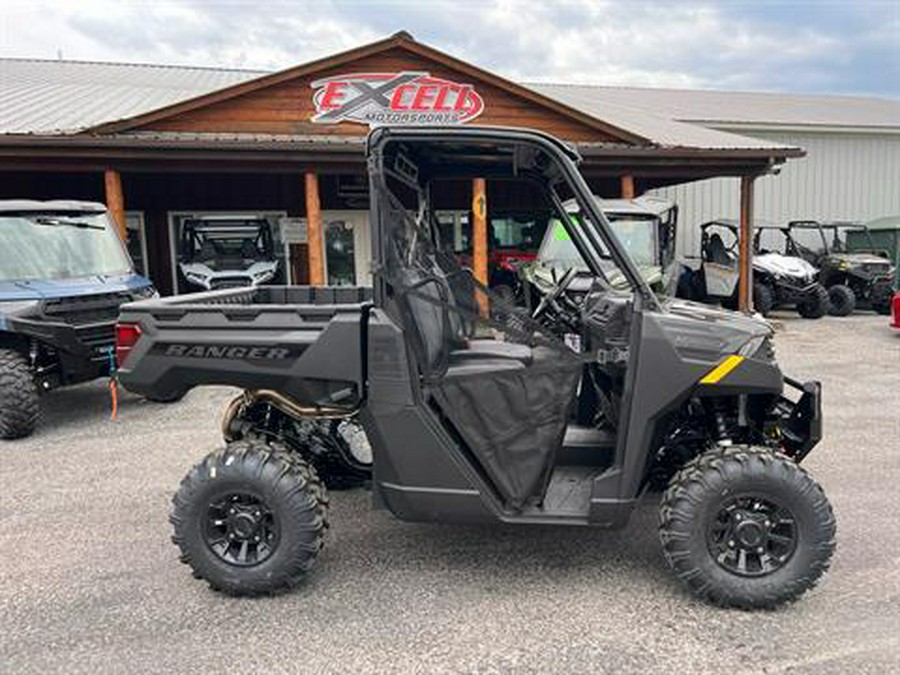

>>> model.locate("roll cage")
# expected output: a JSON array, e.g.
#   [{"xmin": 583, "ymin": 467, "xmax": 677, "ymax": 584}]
[{"xmin": 366, "ymin": 126, "xmax": 661, "ymax": 312}]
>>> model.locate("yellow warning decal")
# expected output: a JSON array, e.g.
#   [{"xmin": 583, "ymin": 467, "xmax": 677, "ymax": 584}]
[{"xmin": 699, "ymin": 355, "xmax": 745, "ymax": 385}]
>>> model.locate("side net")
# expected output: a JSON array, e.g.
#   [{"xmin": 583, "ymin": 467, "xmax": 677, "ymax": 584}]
[{"xmin": 374, "ymin": 172, "xmax": 584, "ymax": 508}]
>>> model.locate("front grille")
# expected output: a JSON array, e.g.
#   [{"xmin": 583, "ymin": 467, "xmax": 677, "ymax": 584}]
[
  {"xmin": 74, "ymin": 322, "xmax": 116, "ymax": 356},
  {"xmin": 43, "ymin": 292, "xmax": 133, "ymax": 325},
  {"xmin": 210, "ymin": 278, "xmax": 252, "ymax": 290},
  {"xmin": 862, "ymin": 263, "xmax": 889, "ymax": 276}
]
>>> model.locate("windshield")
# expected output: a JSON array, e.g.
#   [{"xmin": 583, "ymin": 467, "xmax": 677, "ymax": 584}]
[
  {"xmin": 183, "ymin": 223, "xmax": 272, "ymax": 263},
  {"xmin": 538, "ymin": 213, "xmax": 657, "ymax": 272},
  {"xmin": 606, "ymin": 216, "xmax": 657, "ymax": 266},
  {"xmin": 0, "ymin": 212, "xmax": 133, "ymax": 283}
]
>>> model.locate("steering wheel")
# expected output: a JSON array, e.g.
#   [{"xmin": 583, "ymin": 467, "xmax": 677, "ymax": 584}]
[{"xmin": 532, "ymin": 267, "xmax": 579, "ymax": 320}]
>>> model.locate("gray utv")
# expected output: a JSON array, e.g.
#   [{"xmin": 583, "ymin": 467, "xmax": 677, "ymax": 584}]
[{"xmin": 116, "ymin": 127, "xmax": 835, "ymax": 609}]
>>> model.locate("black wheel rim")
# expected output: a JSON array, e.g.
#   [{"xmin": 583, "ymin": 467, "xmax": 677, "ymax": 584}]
[
  {"xmin": 707, "ymin": 494, "xmax": 798, "ymax": 577},
  {"xmin": 203, "ymin": 492, "xmax": 279, "ymax": 566}
]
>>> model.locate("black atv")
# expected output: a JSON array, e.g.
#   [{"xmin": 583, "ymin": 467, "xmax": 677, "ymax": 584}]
[
  {"xmin": 117, "ymin": 127, "xmax": 835, "ymax": 609},
  {"xmin": 786, "ymin": 220, "xmax": 895, "ymax": 316}
]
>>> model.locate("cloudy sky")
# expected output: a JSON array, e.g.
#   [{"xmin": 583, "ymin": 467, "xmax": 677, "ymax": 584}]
[{"xmin": 1, "ymin": 0, "xmax": 897, "ymax": 97}]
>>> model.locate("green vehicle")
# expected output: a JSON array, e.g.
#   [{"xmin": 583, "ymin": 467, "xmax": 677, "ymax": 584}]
[
  {"xmin": 521, "ymin": 195, "xmax": 680, "ymax": 304},
  {"xmin": 787, "ymin": 220, "xmax": 895, "ymax": 315}
]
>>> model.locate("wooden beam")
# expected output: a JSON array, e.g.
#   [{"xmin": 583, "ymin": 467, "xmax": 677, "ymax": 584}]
[
  {"xmin": 472, "ymin": 178, "xmax": 488, "ymax": 284},
  {"xmin": 620, "ymin": 174, "xmax": 635, "ymax": 199},
  {"xmin": 103, "ymin": 169, "xmax": 127, "ymax": 241},
  {"xmin": 738, "ymin": 175, "xmax": 756, "ymax": 313},
  {"xmin": 472, "ymin": 178, "xmax": 489, "ymax": 315},
  {"xmin": 305, "ymin": 171, "xmax": 325, "ymax": 287}
]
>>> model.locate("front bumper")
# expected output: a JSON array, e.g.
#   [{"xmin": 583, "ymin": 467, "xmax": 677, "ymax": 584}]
[
  {"xmin": 8, "ymin": 315, "xmax": 115, "ymax": 385},
  {"xmin": 775, "ymin": 376, "xmax": 823, "ymax": 461}
]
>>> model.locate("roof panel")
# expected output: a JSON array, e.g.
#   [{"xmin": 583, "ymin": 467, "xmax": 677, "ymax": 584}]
[
  {"xmin": 0, "ymin": 58, "xmax": 261, "ymax": 134},
  {"xmin": 529, "ymin": 83, "xmax": 900, "ymax": 130},
  {"xmin": 4, "ymin": 55, "xmax": 889, "ymax": 152}
]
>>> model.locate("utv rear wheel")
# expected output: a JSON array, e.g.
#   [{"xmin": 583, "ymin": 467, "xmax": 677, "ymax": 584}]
[
  {"xmin": 752, "ymin": 283, "xmax": 774, "ymax": 316},
  {"xmin": 145, "ymin": 390, "xmax": 187, "ymax": 404},
  {"xmin": 170, "ymin": 439, "xmax": 328, "ymax": 596},
  {"xmin": 797, "ymin": 284, "xmax": 829, "ymax": 319},
  {"xmin": 0, "ymin": 348, "xmax": 39, "ymax": 440},
  {"xmin": 827, "ymin": 284, "xmax": 855, "ymax": 316},
  {"xmin": 659, "ymin": 446, "xmax": 835, "ymax": 609}
]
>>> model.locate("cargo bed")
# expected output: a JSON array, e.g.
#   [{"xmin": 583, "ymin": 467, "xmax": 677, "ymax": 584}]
[{"xmin": 116, "ymin": 286, "xmax": 373, "ymax": 406}]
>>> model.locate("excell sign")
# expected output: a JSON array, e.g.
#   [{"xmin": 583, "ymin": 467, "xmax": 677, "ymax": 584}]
[{"xmin": 311, "ymin": 72, "xmax": 485, "ymax": 126}]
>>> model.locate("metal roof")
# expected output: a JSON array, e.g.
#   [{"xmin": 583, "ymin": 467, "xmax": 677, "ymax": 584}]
[
  {"xmin": 0, "ymin": 199, "xmax": 108, "ymax": 212},
  {"xmin": 4, "ymin": 56, "xmax": 884, "ymax": 152},
  {"xmin": 0, "ymin": 58, "xmax": 261, "ymax": 134},
  {"xmin": 529, "ymin": 83, "xmax": 900, "ymax": 132}
]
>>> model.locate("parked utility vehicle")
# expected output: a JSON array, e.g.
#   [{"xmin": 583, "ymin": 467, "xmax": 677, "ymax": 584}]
[
  {"xmin": 679, "ymin": 219, "xmax": 828, "ymax": 318},
  {"xmin": 0, "ymin": 200, "xmax": 156, "ymax": 439},
  {"xmin": 786, "ymin": 220, "xmax": 895, "ymax": 316},
  {"xmin": 522, "ymin": 195, "xmax": 680, "ymax": 304},
  {"xmin": 178, "ymin": 216, "xmax": 279, "ymax": 291},
  {"xmin": 117, "ymin": 127, "xmax": 835, "ymax": 609},
  {"xmin": 753, "ymin": 224, "xmax": 830, "ymax": 318}
]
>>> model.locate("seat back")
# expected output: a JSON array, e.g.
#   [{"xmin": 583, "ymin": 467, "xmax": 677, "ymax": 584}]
[
  {"xmin": 706, "ymin": 233, "xmax": 733, "ymax": 266},
  {"xmin": 396, "ymin": 266, "xmax": 454, "ymax": 377}
]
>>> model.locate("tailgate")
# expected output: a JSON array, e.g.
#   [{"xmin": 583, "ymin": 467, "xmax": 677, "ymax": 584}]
[{"xmin": 117, "ymin": 286, "xmax": 371, "ymax": 407}]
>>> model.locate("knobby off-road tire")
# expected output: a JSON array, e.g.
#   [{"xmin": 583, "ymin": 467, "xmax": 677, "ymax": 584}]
[
  {"xmin": 0, "ymin": 348, "xmax": 39, "ymax": 440},
  {"xmin": 170, "ymin": 439, "xmax": 328, "ymax": 596},
  {"xmin": 753, "ymin": 283, "xmax": 774, "ymax": 316},
  {"xmin": 659, "ymin": 445, "xmax": 836, "ymax": 609},
  {"xmin": 871, "ymin": 283, "xmax": 893, "ymax": 316},
  {"xmin": 797, "ymin": 284, "xmax": 830, "ymax": 319},
  {"xmin": 145, "ymin": 390, "xmax": 187, "ymax": 404},
  {"xmin": 827, "ymin": 284, "xmax": 856, "ymax": 316}
]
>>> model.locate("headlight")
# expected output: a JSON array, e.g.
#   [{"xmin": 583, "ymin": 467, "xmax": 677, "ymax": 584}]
[
  {"xmin": 838, "ymin": 261, "xmax": 851, "ymax": 270},
  {"xmin": 0, "ymin": 300, "xmax": 39, "ymax": 316},
  {"xmin": 131, "ymin": 285, "xmax": 158, "ymax": 299},
  {"xmin": 739, "ymin": 335, "xmax": 775, "ymax": 362}
]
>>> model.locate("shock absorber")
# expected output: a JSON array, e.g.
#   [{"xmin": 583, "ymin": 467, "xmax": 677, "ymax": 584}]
[{"xmin": 708, "ymin": 399, "xmax": 732, "ymax": 445}]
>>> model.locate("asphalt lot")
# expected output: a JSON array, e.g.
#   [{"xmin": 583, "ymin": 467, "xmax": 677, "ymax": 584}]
[{"xmin": 2, "ymin": 312, "xmax": 899, "ymax": 674}]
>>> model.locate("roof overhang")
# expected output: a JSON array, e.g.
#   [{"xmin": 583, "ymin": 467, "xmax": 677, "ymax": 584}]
[{"xmin": 0, "ymin": 131, "xmax": 798, "ymax": 182}]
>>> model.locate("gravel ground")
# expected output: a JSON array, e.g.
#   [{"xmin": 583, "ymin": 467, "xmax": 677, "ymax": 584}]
[{"xmin": 2, "ymin": 312, "xmax": 898, "ymax": 674}]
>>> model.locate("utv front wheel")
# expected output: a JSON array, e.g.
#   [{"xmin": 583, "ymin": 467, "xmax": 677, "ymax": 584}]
[
  {"xmin": 752, "ymin": 283, "xmax": 774, "ymax": 316},
  {"xmin": 0, "ymin": 348, "xmax": 39, "ymax": 440},
  {"xmin": 827, "ymin": 284, "xmax": 855, "ymax": 316},
  {"xmin": 659, "ymin": 446, "xmax": 835, "ymax": 609},
  {"xmin": 171, "ymin": 440, "xmax": 328, "ymax": 596},
  {"xmin": 797, "ymin": 284, "xmax": 829, "ymax": 319}
]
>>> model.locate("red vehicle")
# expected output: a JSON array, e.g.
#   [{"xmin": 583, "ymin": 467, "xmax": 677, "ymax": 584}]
[
  {"xmin": 892, "ymin": 291, "xmax": 900, "ymax": 329},
  {"xmin": 452, "ymin": 212, "xmax": 548, "ymax": 301}
]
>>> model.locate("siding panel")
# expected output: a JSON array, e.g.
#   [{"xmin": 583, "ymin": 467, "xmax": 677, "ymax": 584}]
[{"xmin": 650, "ymin": 130, "xmax": 900, "ymax": 256}]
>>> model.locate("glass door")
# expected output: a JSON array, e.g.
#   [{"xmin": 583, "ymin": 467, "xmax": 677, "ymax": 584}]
[
  {"xmin": 321, "ymin": 211, "xmax": 372, "ymax": 287},
  {"xmin": 324, "ymin": 218, "xmax": 357, "ymax": 286}
]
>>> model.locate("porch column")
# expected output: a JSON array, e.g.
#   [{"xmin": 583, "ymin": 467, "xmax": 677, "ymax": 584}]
[
  {"xmin": 305, "ymin": 171, "xmax": 325, "ymax": 287},
  {"xmin": 104, "ymin": 169, "xmax": 126, "ymax": 241},
  {"xmin": 620, "ymin": 174, "xmax": 635, "ymax": 200},
  {"xmin": 472, "ymin": 178, "xmax": 489, "ymax": 314},
  {"xmin": 738, "ymin": 175, "xmax": 756, "ymax": 313}
]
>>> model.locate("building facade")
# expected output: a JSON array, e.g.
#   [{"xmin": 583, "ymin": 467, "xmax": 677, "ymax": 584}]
[{"xmin": 9, "ymin": 32, "xmax": 889, "ymax": 306}]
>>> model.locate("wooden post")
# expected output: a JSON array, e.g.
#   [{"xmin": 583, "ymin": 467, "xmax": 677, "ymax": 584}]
[
  {"xmin": 305, "ymin": 171, "xmax": 325, "ymax": 287},
  {"xmin": 472, "ymin": 178, "xmax": 489, "ymax": 314},
  {"xmin": 738, "ymin": 175, "xmax": 756, "ymax": 313},
  {"xmin": 620, "ymin": 174, "xmax": 635, "ymax": 200},
  {"xmin": 104, "ymin": 169, "xmax": 126, "ymax": 241}
]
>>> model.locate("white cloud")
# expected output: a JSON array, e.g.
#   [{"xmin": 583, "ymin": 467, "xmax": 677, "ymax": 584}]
[{"xmin": 0, "ymin": 0, "xmax": 894, "ymax": 95}]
